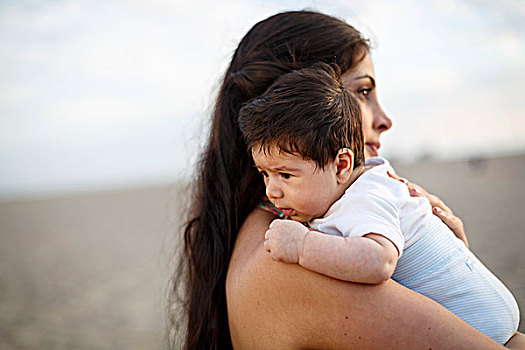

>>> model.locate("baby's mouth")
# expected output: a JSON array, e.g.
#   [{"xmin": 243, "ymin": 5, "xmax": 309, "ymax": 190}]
[{"xmin": 278, "ymin": 208, "xmax": 296, "ymax": 217}]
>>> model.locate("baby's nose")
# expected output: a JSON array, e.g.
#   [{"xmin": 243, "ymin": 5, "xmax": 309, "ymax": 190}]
[{"xmin": 266, "ymin": 179, "xmax": 283, "ymax": 199}]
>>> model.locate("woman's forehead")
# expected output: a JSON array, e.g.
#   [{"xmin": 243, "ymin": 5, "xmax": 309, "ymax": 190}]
[{"xmin": 341, "ymin": 53, "xmax": 375, "ymax": 86}]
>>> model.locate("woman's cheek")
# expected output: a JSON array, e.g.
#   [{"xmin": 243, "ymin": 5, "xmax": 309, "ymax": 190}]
[{"xmin": 361, "ymin": 111, "xmax": 373, "ymax": 140}]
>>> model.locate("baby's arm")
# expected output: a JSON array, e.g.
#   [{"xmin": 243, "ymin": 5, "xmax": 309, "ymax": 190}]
[{"xmin": 264, "ymin": 219, "xmax": 399, "ymax": 284}]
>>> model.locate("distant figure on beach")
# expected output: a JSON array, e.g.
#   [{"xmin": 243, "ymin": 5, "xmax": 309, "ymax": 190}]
[{"xmin": 239, "ymin": 63, "xmax": 520, "ymax": 345}]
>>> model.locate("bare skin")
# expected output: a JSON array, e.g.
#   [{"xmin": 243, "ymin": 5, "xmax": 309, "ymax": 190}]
[
  {"xmin": 265, "ymin": 220, "xmax": 398, "ymax": 284},
  {"xmin": 507, "ymin": 332, "xmax": 525, "ymax": 349},
  {"xmin": 226, "ymin": 208, "xmax": 508, "ymax": 349}
]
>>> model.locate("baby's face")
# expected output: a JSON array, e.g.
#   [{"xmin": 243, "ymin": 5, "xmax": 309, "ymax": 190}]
[{"xmin": 252, "ymin": 146, "xmax": 340, "ymax": 223}]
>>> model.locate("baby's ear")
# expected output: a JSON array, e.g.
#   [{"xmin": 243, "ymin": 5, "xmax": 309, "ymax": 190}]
[{"xmin": 335, "ymin": 148, "xmax": 354, "ymax": 184}]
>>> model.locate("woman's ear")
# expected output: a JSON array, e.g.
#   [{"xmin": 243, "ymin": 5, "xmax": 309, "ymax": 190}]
[{"xmin": 334, "ymin": 148, "xmax": 354, "ymax": 184}]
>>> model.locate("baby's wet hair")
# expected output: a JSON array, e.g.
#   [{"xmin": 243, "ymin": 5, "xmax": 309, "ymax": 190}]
[{"xmin": 239, "ymin": 62, "xmax": 364, "ymax": 169}]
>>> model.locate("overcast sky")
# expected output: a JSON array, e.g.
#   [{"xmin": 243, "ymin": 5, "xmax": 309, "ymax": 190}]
[{"xmin": 1, "ymin": 0, "xmax": 524, "ymax": 199}]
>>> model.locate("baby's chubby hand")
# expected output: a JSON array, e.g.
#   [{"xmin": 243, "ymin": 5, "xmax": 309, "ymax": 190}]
[{"xmin": 264, "ymin": 219, "xmax": 309, "ymax": 264}]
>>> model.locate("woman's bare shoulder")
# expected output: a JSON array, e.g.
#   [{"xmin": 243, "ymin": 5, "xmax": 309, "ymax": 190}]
[{"xmin": 226, "ymin": 209, "xmax": 504, "ymax": 350}]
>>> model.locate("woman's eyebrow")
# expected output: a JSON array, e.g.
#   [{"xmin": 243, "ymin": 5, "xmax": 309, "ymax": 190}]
[{"xmin": 354, "ymin": 74, "xmax": 376, "ymax": 87}]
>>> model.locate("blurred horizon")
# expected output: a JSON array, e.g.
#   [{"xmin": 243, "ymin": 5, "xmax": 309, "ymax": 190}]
[{"xmin": 1, "ymin": 0, "xmax": 524, "ymax": 200}]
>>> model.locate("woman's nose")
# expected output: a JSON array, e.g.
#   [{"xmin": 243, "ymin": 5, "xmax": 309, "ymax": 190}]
[
  {"xmin": 266, "ymin": 179, "xmax": 283, "ymax": 199},
  {"xmin": 373, "ymin": 105, "xmax": 392, "ymax": 132}
]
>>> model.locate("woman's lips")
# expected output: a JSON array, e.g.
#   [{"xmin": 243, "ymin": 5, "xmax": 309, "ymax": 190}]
[{"xmin": 366, "ymin": 142, "xmax": 380, "ymax": 157}]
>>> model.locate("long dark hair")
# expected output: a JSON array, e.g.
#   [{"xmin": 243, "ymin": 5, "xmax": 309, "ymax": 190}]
[{"xmin": 171, "ymin": 10, "xmax": 369, "ymax": 349}]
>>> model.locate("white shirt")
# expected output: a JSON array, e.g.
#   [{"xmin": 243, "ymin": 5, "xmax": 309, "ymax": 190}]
[{"xmin": 309, "ymin": 157, "xmax": 442, "ymax": 256}]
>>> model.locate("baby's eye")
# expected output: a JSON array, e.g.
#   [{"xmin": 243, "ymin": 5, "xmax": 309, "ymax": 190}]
[
  {"xmin": 260, "ymin": 171, "xmax": 269, "ymax": 178},
  {"xmin": 280, "ymin": 172, "xmax": 292, "ymax": 179}
]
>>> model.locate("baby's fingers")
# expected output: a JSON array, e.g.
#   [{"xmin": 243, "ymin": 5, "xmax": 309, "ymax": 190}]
[
  {"xmin": 264, "ymin": 238, "xmax": 271, "ymax": 252},
  {"xmin": 269, "ymin": 218, "xmax": 286, "ymax": 230}
]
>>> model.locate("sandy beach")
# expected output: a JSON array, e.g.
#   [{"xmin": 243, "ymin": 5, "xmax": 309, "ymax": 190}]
[{"xmin": 0, "ymin": 155, "xmax": 523, "ymax": 349}]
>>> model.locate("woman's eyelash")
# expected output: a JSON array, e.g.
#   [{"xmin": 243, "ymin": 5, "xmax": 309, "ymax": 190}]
[{"xmin": 358, "ymin": 88, "xmax": 372, "ymax": 96}]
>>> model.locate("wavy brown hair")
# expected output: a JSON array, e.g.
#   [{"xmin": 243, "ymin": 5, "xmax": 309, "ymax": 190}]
[{"xmin": 171, "ymin": 10, "xmax": 370, "ymax": 349}]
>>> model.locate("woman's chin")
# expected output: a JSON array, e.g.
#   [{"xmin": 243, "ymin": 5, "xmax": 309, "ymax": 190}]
[{"xmin": 365, "ymin": 146, "xmax": 379, "ymax": 159}]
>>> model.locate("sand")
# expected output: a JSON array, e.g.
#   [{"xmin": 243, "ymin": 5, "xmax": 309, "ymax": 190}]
[{"xmin": 0, "ymin": 155, "xmax": 523, "ymax": 349}]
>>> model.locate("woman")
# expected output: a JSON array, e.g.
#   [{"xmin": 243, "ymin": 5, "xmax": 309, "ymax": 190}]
[{"xmin": 172, "ymin": 10, "xmax": 523, "ymax": 349}]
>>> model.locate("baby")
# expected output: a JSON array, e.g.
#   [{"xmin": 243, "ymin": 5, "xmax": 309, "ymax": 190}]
[{"xmin": 238, "ymin": 63, "xmax": 519, "ymax": 344}]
